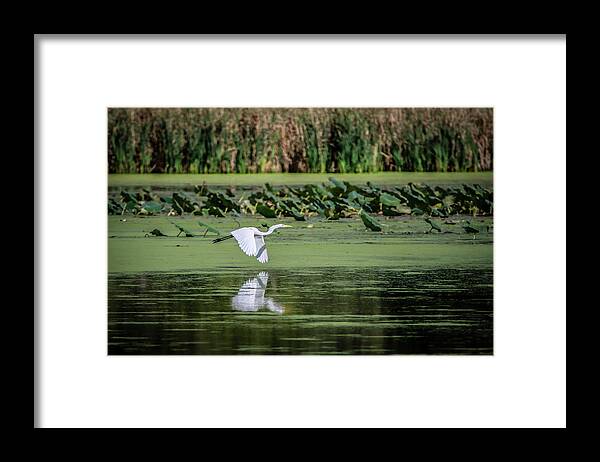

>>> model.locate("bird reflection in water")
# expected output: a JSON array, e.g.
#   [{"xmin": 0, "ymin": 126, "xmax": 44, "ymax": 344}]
[{"xmin": 231, "ymin": 272, "xmax": 284, "ymax": 314}]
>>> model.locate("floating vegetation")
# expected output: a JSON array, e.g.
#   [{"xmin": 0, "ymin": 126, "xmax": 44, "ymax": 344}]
[
  {"xmin": 462, "ymin": 221, "xmax": 481, "ymax": 236},
  {"xmin": 170, "ymin": 221, "xmax": 195, "ymax": 237},
  {"xmin": 109, "ymin": 178, "xmax": 492, "ymax": 232},
  {"xmin": 197, "ymin": 221, "xmax": 221, "ymax": 236},
  {"xmin": 360, "ymin": 210, "xmax": 383, "ymax": 232},
  {"xmin": 425, "ymin": 217, "xmax": 442, "ymax": 233},
  {"xmin": 145, "ymin": 228, "xmax": 167, "ymax": 237}
]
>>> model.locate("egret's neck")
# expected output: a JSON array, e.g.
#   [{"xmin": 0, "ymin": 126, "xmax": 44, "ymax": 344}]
[{"xmin": 264, "ymin": 226, "xmax": 278, "ymax": 236}]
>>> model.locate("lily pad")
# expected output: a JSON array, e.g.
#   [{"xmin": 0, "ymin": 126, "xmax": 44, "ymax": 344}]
[
  {"xmin": 120, "ymin": 191, "xmax": 137, "ymax": 203},
  {"xmin": 359, "ymin": 210, "xmax": 382, "ymax": 232},
  {"xmin": 124, "ymin": 200, "xmax": 139, "ymax": 212},
  {"xmin": 328, "ymin": 177, "xmax": 347, "ymax": 194},
  {"xmin": 425, "ymin": 217, "xmax": 442, "ymax": 232},
  {"xmin": 140, "ymin": 201, "xmax": 162, "ymax": 214},
  {"xmin": 170, "ymin": 221, "xmax": 195, "ymax": 237},
  {"xmin": 198, "ymin": 221, "xmax": 221, "ymax": 235},
  {"xmin": 146, "ymin": 228, "xmax": 167, "ymax": 237},
  {"xmin": 108, "ymin": 198, "xmax": 122, "ymax": 214},
  {"xmin": 382, "ymin": 205, "xmax": 402, "ymax": 216},
  {"xmin": 194, "ymin": 183, "xmax": 208, "ymax": 196},
  {"xmin": 290, "ymin": 209, "xmax": 306, "ymax": 221},
  {"xmin": 256, "ymin": 203, "xmax": 277, "ymax": 218},
  {"xmin": 207, "ymin": 206, "xmax": 226, "ymax": 217},
  {"xmin": 172, "ymin": 192, "xmax": 197, "ymax": 214},
  {"xmin": 379, "ymin": 192, "xmax": 401, "ymax": 207}
]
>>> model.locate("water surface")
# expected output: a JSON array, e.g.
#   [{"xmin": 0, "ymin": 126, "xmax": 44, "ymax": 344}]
[{"xmin": 108, "ymin": 267, "xmax": 492, "ymax": 355}]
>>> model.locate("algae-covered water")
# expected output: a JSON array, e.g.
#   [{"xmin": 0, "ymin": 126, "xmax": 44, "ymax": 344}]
[
  {"xmin": 108, "ymin": 212, "xmax": 493, "ymax": 355},
  {"xmin": 109, "ymin": 172, "xmax": 493, "ymax": 189}
]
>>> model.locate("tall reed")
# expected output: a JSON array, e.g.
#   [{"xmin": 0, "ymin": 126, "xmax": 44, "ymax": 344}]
[{"xmin": 108, "ymin": 108, "xmax": 493, "ymax": 173}]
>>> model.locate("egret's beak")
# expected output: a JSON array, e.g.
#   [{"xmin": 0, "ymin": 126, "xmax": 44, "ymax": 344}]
[{"xmin": 283, "ymin": 225, "xmax": 293, "ymax": 228}]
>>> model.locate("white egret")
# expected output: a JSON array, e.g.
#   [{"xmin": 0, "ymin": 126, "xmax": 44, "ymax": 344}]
[
  {"xmin": 231, "ymin": 272, "xmax": 284, "ymax": 313},
  {"xmin": 212, "ymin": 224, "xmax": 292, "ymax": 263}
]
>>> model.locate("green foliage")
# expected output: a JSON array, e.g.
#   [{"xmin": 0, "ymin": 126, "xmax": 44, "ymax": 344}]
[
  {"xmin": 146, "ymin": 228, "xmax": 167, "ymax": 237},
  {"xmin": 108, "ymin": 108, "xmax": 493, "ymax": 173},
  {"xmin": 256, "ymin": 204, "xmax": 277, "ymax": 218},
  {"xmin": 379, "ymin": 192, "xmax": 401, "ymax": 207},
  {"xmin": 170, "ymin": 221, "xmax": 195, "ymax": 237},
  {"xmin": 425, "ymin": 217, "xmax": 442, "ymax": 233},
  {"xmin": 110, "ymin": 179, "xmax": 493, "ymax": 233},
  {"xmin": 359, "ymin": 210, "xmax": 383, "ymax": 232},
  {"xmin": 139, "ymin": 201, "xmax": 162, "ymax": 215},
  {"xmin": 197, "ymin": 221, "xmax": 221, "ymax": 235}
]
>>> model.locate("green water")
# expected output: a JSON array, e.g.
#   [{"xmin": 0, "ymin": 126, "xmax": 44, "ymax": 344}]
[
  {"xmin": 108, "ymin": 268, "xmax": 492, "ymax": 355},
  {"xmin": 108, "ymin": 171, "xmax": 493, "ymax": 355},
  {"xmin": 108, "ymin": 215, "xmax": 492, "ymax": 272},
  {"xmin": 109, "ymin": 172, "xmax": 493, "ymax": 189},
  {"xmin": 108, "ymin": 214, "xmax": 493, "ymax": 355}
]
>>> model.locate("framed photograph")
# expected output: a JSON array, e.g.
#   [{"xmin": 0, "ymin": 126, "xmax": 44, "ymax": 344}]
[
  {"xmin": 107, "ymin": 107, "xmax": 494, "ymax": 356},
  {"xmin": 35, "ymin": 35, "xmax": 566, "ymax": 428}
]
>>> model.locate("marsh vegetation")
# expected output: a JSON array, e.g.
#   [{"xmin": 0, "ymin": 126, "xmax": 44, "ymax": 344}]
[
  {"xmin": 108, "ymin": 108, "xmax": 493, "ymax": 174},
  {"xmin": 107, "ymin": 108, "xmax": 493, "ymax": 355},
  {"xmin": 109, "ymin": 177, "xmax": 492, "ymax": 231},
  {"xmin": 108, "ymin": 173, "xmax": 493, "ymax": 354}
]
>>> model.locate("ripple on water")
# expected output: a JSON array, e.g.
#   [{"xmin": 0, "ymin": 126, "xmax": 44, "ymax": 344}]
[{"xmin": 108, "ymin": 267, "xmax": 493, "ymax": 355}]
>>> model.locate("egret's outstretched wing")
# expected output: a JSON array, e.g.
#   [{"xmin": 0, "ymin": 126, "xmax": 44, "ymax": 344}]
[
  {"xmin": 231, "ymin": 271, "xmax": 283, "ymax": 314},
  {"xmin": 255, "ymin": 235, "xmax": 268, "ymax": 263},
  {"xmin": 231, "ymin": 228, "xmax": 257, "ymax": 256},
  {"xmin": 232, "ymin": 275, "xmax": 266, "ymax": 311}
]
